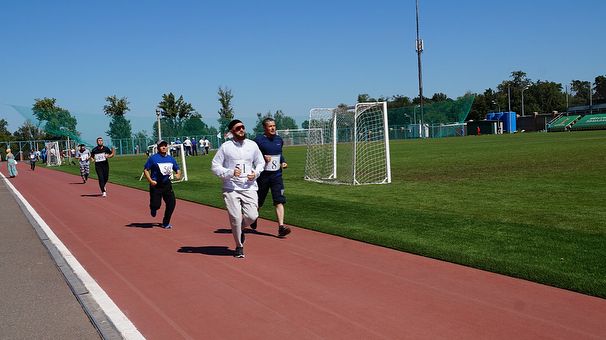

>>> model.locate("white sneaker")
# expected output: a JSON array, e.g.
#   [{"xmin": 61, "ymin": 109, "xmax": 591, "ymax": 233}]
[{"xmin": 102, "ymin": 192, "xmax": 107, "ymax": 197}]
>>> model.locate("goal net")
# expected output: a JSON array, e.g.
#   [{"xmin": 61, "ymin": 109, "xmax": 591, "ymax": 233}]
[
  {"xmin": 140, "ymin": 143, "xmax": 188, "ymax": 182},
  {"xmin": 305, "ymin": 102, "xmax": 391, "ymax": 185},
  {"xmin": 45, "ymin": 141, "xmax": 62, "ymax": 166}
]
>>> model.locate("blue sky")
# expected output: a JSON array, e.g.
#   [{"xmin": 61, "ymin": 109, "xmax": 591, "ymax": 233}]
[{"xmin": 1, "ymin": 0, "xmax": 604, "ymax": 143}]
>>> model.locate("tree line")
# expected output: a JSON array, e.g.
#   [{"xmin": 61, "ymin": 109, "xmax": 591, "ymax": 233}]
[{"xmin": 2, "ymin": 71, "xmax": 603, "ymax": 144}]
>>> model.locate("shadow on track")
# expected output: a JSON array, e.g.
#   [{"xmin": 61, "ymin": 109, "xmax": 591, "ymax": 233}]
[
  {"xmin": 80, "ymin": 194, "xmax": 103, "ymax": 197},
  {"xmin": 125, "ymin": 222, "xmax": 162, "ymax": 229},
  {"xmin": 177, "ymin": 246, "xmax": 234, "ymax": 256},
  {"xmin": 214, "ymin": 228, "xmax": 279, "ymax": 239}
]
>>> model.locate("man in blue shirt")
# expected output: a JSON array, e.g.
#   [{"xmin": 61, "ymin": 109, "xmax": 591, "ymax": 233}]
[
  {"xmin": 143, "ymin": 140, "xmax": 181, "ymax": 229},
  {"xmin": 252, "ymin": 118, "xmax": 291, "ymax": 237}
]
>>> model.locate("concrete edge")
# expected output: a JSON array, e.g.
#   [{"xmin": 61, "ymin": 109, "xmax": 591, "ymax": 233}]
[{"xmin": 1, "ymin": 173, "xmax": 144, "ymax": 340}]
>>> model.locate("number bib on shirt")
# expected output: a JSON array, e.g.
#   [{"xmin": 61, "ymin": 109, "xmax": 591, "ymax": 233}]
[
  {"xmin": 158, "ymin": 162, "xmax": 174, "ymax": 176},
  {"xmin": 264, "ymin": 155, "xmax": 281, "ymax": 172},
  {"xmin": 80, "ymin": 154, "xmax": 89, "ymax": 161},
  {"xmin": 94, "ymin": 153, "xmax": 107, "ymax": 162},
  {"xmin": 231, "ymin": 159, "xmax": 253, "ymax": 178}
]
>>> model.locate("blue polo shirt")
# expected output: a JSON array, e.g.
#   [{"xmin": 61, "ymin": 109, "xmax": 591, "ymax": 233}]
[
  {"xmin": 144, "ymin": 153, "xmax": 180, "ymax": 184},
  {"xmin": 254, "ymin": 134, "xmax": 286, "ymax": 177}
]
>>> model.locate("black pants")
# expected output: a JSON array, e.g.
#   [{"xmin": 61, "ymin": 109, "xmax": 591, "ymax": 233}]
[
  {"xmin": 30, "ymin": 161, "xmax": 36, "ymax": 170},
  {"xmin": 95, "ymin": 162, "xmax": 109, "ymax": 193},
  {"xmin": 150, "ymin": 183, "xmax": 176, "ymax": 226}
]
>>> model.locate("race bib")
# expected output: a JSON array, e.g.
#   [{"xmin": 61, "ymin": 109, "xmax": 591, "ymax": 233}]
[
  {"xmin": 232, "ymin": 159, "xmax": 253, "ymax": 178},
  {"xmin": 264, "ymin": 155, "xmax": 281, "ymax": 172},
  {"xmin": 80, "ymin": 154, "xmax": 89, "ymax": 161},
  {"xmin": 158, "ymin": 162, "xmax": 174, "ymax": 176},
  {"xmin": 94, "ymin": 153, "xmax": 107, "ymax": 162}
]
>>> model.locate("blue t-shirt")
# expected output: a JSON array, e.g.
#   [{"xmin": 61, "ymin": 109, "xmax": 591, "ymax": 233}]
[
  {"xmin": 144, "ymin": 153, "xmax": 180, "ymax": 184},
  {"xmin": 254, "ymin": 134, "xmax": 285, "ymax": 176}
]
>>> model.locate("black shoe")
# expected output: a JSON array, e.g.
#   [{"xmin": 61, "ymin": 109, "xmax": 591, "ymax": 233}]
[
  {"xmin": 151, "ymin": 209, "xmax": 157, "ymax": 217},
  {"xmin": 250, "ymin": 219, "xmax": 257, "ymax": 230},
  {"xmin": 235, "ymin": 247, "xmax": 245, "ymax": 258},
  {"xmin": 278, "ymin": 225, "xmax": 291, "ymax": 237},
  {"xmin": 240, "ymin": 230, "xmax": 246, "ymax": 245}
]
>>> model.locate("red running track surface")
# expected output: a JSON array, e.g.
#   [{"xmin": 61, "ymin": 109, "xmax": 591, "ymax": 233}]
[{"xmin": 3, "ymin": 163, "xmax": 606, "ymax": 339}]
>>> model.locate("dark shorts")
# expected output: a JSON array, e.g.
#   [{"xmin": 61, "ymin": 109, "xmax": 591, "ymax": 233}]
[{"xmin": 257, "ymin": 173, "xmax": 286, "ymax": 207}]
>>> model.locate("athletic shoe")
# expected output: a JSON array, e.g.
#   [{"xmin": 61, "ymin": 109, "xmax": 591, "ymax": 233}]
[
  {"xmin": 150, "ymin": 209, "xmax": 157, "ymax": 217},
  {"xmin": 162, "ymin": 224, "xmax": 172, "ymax": 229},
  {"xmin": 250, "ymin": 219, "xmax": 257, "ymax": 230},
  {"xmin": 234, "ymin": 247, "xmax": 245, "ymax": 258},
  {"xmin": 278, "ymin": 225, "xmax": 291, "ymax": 237},
  {"xmin": 241, "ymin": 230, "xmax": 246, "ymax": 245},
  {"xmin": 102, "ymin": 192, "xmax": 107, "ymax": 197}
]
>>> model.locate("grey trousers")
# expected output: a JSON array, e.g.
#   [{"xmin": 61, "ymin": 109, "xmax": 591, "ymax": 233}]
[{"xmin": 223, "ymin": 190, "xmax": 259, "ymax": 247}]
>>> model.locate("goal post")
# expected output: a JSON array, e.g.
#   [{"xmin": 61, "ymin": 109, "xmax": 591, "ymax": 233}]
[
  {"xmin": 45, "ymin": 141, "xmax": 62, "ymax": 166},
  {"xmin": 305, "ymin": 102, "xmax": 391, "ymax": 185}
]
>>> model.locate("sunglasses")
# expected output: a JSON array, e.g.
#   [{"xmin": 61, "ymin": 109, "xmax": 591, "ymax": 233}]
[{"xmin": 233, "ymin": 125, "xmax": 245, "ymax": 132}]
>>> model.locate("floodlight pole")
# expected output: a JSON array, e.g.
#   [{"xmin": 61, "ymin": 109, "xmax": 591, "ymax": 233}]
[
  {"xmin": 589, "ymin": 82, "xmax": 593, "ymax": 114},
  {"xmin": 415, "ymin": 0, "xmax": 424, "ymax": 137},
  {"xmin": 521, "ymin": 86, "xmax": 528, "ymax": 117},
  {"xmin": 508, "ymin": 85, "xmax": 511, "ymax": 112},
  {"xmin": 155, "ymin": 109, "xmax": 162, "ymax": 141}
]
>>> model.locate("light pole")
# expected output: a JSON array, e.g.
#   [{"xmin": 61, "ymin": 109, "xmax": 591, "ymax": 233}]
[
  {"xmin": 521, "ymin": 86, "xmax": 528, "ymax": 117},
  {"xmin": 492, "ymin": 100, "xmax": 500, "ymax": 113},
  {"xmin": 155, "ymin": 109, "xmax": 162, "ymax": 141},
  {"xmin": 415, "ymin": 0, "xmax": 424, "ymax": 135},
  {"xmin": 413, "ymin": 105, "xmax": 420, "ymax": 124},
  {"xmin": 589, "ymin": 82, "xmax": 593, "ymax": 114},
  {"xmin": 507, "ymin": 84, "xmax": 511, "ymax": 112}
]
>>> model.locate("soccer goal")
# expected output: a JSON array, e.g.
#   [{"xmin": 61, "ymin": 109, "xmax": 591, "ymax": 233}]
[
  {"xmin": 45, "ymin": 141, "xmax": 62, "ymax": 166},
  {"xmin": 276, "ymin": 128, "xmax": 323, "ymax": 147},
  {"xmin": 305, "ymin": 102, "xmax": 391, "ymax": 185},
  {"xmin": 139, "ymin": 143, "xmax": 188, "ymax": 182}
]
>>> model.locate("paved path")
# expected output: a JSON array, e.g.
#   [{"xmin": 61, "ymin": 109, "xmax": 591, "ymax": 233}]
[
  {"xmin": 2, "ymin": 162, "xmax": 606, "ymax": 339},
  {"xmin": 0, "ymin": 172, "xmax": 100, "ymax": 339}
]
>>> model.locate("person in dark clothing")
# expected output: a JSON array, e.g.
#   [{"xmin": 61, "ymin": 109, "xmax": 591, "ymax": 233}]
[
  {"xmin": 251, "ymin": 118, "xmax": 291, "ymax": 237},
  {"xmin": 90, "ymin": 137, "xmax": 115, "ymax": 197},
  {"xmin": 143, "ymin": 140, "xmax": 181, "ymax": 229}
]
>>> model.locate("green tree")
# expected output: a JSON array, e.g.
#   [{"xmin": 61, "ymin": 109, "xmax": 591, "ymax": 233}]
[
  {"xmin": 594, "ymin": 75, "xmax": 606, "ymax": 103},
  {"xmin": 431, "ymin": 93, "xmax": 449, "ymax": 102},
  {"xmin": 0, "ymin": 118, "xmax": 12, "ymax": 140},
  {"xmin": 104, "ymin": 95, "xmax": 132, "ymax": 140},
  {"xmin": 388, "ymin": 95, "xmax": 411, "ymax": 109},
  {"xmin": 32, "ymin": 98, "xmax": 78, "ymax": 139},
  {"xmin": 182, "ymin": 113, "xmax": 216, "ymax": 138},
  {"xmin": 253, "ymin": 110, "xmax": 299, "ymax": 137},
  {"xmin": 13, "ymin": 120, "xmax": 45, "ymax": 140},
  {"xmin": 497, "ymin": 71, "xmax": 532, "ymax": 113},
  {"xmin": 525, "ymin": 81, "xmax": 566, "ymax": 114},
  {"xmin": 274, "ymin": 110, "xmax": 298, "ymax": 130},
  {"xmin": 217, "ymin": 87, "xmax": 234, "ymax": 133},
  {"xmin": 570, "ymin": 80, "xmax": 591, "ymax": 106},
  {"xmin": 157, "ymin": 92, "xmax": 196, "ymax": 138},
  {"xmin": 357, "ymin": 94, "xmax": 375, "ymax": 103},
  {"xmin": 469, "ymin": 89, "xmax": 497, "ymax": 121}
]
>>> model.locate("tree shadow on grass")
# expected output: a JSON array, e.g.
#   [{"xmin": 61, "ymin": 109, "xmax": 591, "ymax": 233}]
[
  {"xmin": 125, "ymin": 222, "xmax": 162, "ymax": 229},
  {"xmin": 178, "ymin": 246, "xmax": 234, "ymax": 256},
  {"xmin": 214, "ymin": 228, "xmax": 279, "ymax": 239}
]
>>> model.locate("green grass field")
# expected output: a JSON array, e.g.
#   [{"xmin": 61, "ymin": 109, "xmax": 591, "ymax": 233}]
[{"xmin": 52, "ymin": 131, "xmax": 606, "ymax": 298}]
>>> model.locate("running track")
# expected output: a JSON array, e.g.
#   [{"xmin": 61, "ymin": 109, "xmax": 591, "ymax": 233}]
[{"xmin": 3, "ymin": 163, "xmax": 606, "ymax": 339}]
